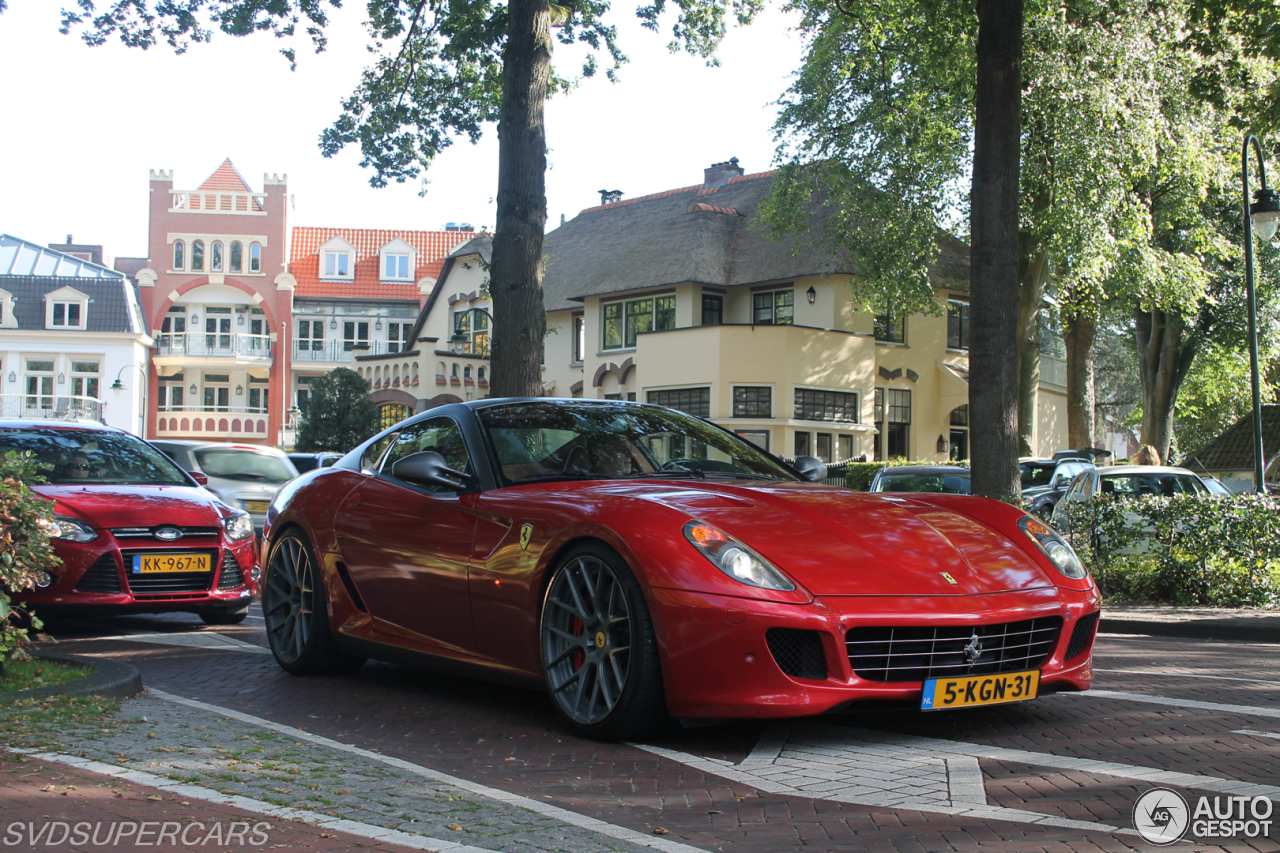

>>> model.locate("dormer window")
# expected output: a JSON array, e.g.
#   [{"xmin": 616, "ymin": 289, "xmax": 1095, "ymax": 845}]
[
  {"xmin": 45, "ymin": 286, "xmax": 89, "ymax": 331},
  {"xmin": 377, "ymin": 237, "xmax": 416, "ymax": 282},
  {"xmin": 324, "ymin": 251, "xmax": 350, "ymax": 277},
  {"xmin": 384, "ymin": 254, "xmax": 410, "ymax": 279}
]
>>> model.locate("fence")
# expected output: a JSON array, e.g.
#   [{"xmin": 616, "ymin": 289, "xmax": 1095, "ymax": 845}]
[{"xmin": 0, "ymin": 394, "xmax": 104, "ymax": 423}]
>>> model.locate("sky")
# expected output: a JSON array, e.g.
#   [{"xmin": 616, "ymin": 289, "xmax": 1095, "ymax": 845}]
[{"xmin": 0, "ymin": 1, "xmax": 807, "ymax": 262}]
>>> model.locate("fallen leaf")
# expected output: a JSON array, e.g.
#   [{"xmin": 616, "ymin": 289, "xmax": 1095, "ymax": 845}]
[
  {"xmin": 707, "ymin": 810, "xmax": 722, "ymax": 814},
  {"xmin": 335, "ymin": 790, "xmax": 348, "ymax": 795},
  {"xmin": 320, "ymin": 834, "xmax": 336, "ymax": 839},
  {"xmin": 40, "ymin": 785, "xmax": 57, "ymax": 792},
  {"xmin": 654, "ymin": 827, "xmax": 670, "ymax": 835},
  {"xmin": 147, "ymin": 733, "xmax": 156, "ymax": 739},
  {"xmin": 147, "ymin": 796, "xmax": 163, "ymax": 802},
  {"xmin": 447, "ymin": 824, "xmax": 463, "ymax": 831},
  {"xmin": 181, "ymin": 802, "xmax": 189, "ymax": 806},
  {"xmin": 157, "ymin": 747, "xmax": 174, "ymax": 753}
]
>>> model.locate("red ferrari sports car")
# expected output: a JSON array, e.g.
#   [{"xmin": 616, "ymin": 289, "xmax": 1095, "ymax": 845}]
[
  {"xmin": 262, "ymin": 399, "xmax": 1099, "ymax": 739},
  {"xmin": 1, "ymin": 420, "xmax": 260, "ymax": 623}
]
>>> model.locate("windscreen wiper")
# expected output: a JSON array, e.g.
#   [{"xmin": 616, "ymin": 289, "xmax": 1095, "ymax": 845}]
[
  {"xmin": 622, "ymin": 469, "xmax": 706, "ymax": 479},
  {"xmin": 507, "ymin": 472, "xmax": 614, "ymax": 484}
]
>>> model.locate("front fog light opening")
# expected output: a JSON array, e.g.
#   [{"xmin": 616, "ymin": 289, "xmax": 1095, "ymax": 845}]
[{"xmin": 33, "ymin": 571, "xmax": 55, "ymax": 588}]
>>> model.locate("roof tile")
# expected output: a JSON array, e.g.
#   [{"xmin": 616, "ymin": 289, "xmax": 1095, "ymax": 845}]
[
  {"xmin": 198, "ymin": 159, "xmax": 255, "ymax": 193},
  {"xmin": 290, "ymin": 227, "xmax": 472, "ymax": 299}
]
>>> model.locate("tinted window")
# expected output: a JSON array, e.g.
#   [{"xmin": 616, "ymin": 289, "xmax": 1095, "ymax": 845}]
[
  {"xmin": 477, "ymin": 402, "xmax": 798, "ymax": 485},
  {"xmin": 381, "ymin": 418, "xmax": 470, "ymax": 492},
  {"xmin": 0, "ymin": 429, "xmax": 188, "ymax": 486},
  {"xmin": 361, "ymin": 434, "xmax": 398, "ymax": 471},
  {"xmin": 1099, "ymin": 472, "xmax": 1206, "ymax": 497},
  {"xmin": 193, "ymin": 448, "xmax": 295, "ymax": 483},
  {"xmin": 1020, "ymin": 462, "xmax": 1055, "ymax": 488},
  {"xmin": 873, "ymin": 472, "xmax": 970, "ymax": 494}
]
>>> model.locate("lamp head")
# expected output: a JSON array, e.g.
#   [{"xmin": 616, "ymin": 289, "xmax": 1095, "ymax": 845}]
[
  {"xmin": 1251, "ymin": 187, "xmax": 1280, "ymax": 241},
  {"xmin": 111, "ymin": 378, "xmax": 126, "ymax": 397},
  {"xmin": 449, "ymin": 332, "xmax": 469, "ymax": 355}
]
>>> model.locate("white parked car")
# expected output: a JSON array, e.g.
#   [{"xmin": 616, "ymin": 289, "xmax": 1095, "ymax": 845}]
[
  {"xmin": 152, "ymin": 441, "xmax": 299, "ymax": 532},
  {"xmin": 1050, "ymin": 465, "xmax": 1209, "ymax": 545}
]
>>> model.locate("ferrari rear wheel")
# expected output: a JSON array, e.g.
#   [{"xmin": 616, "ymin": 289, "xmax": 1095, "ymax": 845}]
[
  {"xmin": 263, "ymin": 529, "xmax": 365, "ymax": 676},
  {"xmin": 540, "ymin": 543, "xmax": 667, "ymax": 740}
]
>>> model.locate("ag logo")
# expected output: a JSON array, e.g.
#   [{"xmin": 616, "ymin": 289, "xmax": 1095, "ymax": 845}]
[
  {"xmin": 1133, "ymin": 787, "xmax": 1189, "ymax": 845},
  {"xmin": 519, "ymin": 523, "xmax": 533, "ymax": 551},
  {"xmin": 940, "ymin": 572, "xmax": 958, "ymax": 585}
]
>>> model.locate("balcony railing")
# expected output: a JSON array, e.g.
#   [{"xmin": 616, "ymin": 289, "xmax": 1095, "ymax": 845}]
[
  {"xmin": 157, "ymin": 333, "xmax": 272, "ymax": 359},
  {"xmin": 0, "ymin": 394, "xmax": 104, "ymax": 423},
  {"xmin": 293, "ymin": 340, "xmax": 420, "ymax": 363},
  {"xmin": 171, "ymin": 190, "xmax": 267, "ymax": 215},
  {"xmin": 156, "ymin": 407, "xmax": 270, "ymax": 438}
]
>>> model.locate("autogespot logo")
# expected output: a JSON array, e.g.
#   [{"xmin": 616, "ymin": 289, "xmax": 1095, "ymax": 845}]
[{"xmin": 1133, "ymin": 788, "xmax": 1190, "ymax": 845}]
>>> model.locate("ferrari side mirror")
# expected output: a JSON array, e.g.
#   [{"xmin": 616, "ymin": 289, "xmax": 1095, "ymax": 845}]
[
  {"xmin": 391, "ymin": 451, "xmax": 469, "ymax": 491},
  {"xmin": 793, "ymin": 456, "xmax": 828, "ymax": 483}
]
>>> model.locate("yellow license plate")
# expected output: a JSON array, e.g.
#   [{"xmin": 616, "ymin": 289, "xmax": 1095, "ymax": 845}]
[
  {"xmin": 244, "ymin": 501, "xmax": 270, "ymax": 514},
  {"xmin": 131, "ymin": 553, "xmax": 211, "ymax": 574},
  {"xmin": 921, "ymin": 670, "xmax": 1039, "ymax": 711}
]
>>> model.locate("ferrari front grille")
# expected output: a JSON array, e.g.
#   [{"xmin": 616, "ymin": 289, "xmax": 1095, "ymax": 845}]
[
  {"xmin": 766, "ymin": 628, "xmax": 828, "ymax": 680},
  {"xmin": 1065, "ymin": 611, "xmax": 1100, "ymax": 661},
  {"xmin": 846, "ymin": 617, "xmax": 1063, "ymax": 682},
  {"xmin": 217, "ymin": 551, "xmax": 244, "ymax": 590},
  {"xmin": 76, "ymin": 554, "xmax": 121, "ymax": 593}
]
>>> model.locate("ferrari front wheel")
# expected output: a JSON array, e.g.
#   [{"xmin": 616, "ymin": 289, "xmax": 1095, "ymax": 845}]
[
  {"xmin": 540, "ymin": 543, "xmax": 667, "ymax": 740},
  {"xmin": 263, "ymin": 528, "xmax": 365, "ymax": 676}
]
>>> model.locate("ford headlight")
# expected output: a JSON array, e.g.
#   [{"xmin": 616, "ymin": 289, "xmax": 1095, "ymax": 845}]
[
  {"xmin": 223, "ymin": 510, "xmax": 255, "ymax": 541},
  {"xmin": 683, "ymin": 521, "xmax": 795, "ymax": 591},
  {"xmin": 1019, "ymin": 516, "xmax": 1088, "ymax": 580},
  {"xmin": 41, "ymin": 516, "xmax": 97, "ymax": 542}
]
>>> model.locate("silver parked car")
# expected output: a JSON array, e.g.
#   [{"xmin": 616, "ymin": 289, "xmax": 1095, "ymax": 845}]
[
  {"xmin": 152, "ymin": 440, "xmax": 299, "ymax": 531},
  {"xmin": 1050, "ymin": 464, "xmax": 1208, "ymax": 537}
]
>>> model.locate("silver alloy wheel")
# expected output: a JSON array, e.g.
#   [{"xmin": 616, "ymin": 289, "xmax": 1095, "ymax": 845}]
[
  {"xmin": 264, "ymin": 536, "xmax": 314, "ymax": 663},
  {"xmin": 542, "ymin": 555, "xmax": 633, "ymax": 726}
]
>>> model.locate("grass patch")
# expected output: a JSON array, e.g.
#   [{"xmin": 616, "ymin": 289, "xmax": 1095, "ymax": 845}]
[
  {"xmin": 0, "ymin": 694, "xmax": 122, "ymax": 751},
  {"xmin": 0, "ymin": 659, "xmax": 91, "ymax": 693}
]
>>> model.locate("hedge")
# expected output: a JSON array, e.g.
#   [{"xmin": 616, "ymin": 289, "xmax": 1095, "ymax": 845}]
[
  {"xmin": 1059, "ymin": 492, "xmax": 1280, "ymax": 607},
  {"xmin": 0, "ymin": 451, "xmax": 55, "ymax": 666},
  {"xmin": 842, "ymin": 458, "xmax": 966, "ymax": 490}
]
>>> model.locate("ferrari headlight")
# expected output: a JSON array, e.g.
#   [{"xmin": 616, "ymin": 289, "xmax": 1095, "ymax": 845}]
[
  {"xmin": 223, "ymin": 510, "xmax": 255, "ymax": 541},
  {"xmin": 683, "ymin": 521, "xmax": 795, "ymax": 591},
  {"xmin": 41, "ymin": 515, "xmax": 97, "ymax": 542},
  {"xmin": 1018, "ymin": 516, "xmax": 1087, "ymax": 580}
]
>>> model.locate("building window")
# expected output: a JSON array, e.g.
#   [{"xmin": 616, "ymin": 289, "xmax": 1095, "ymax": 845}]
[
  {"xmin": 344, "ymin": 321, "xmax": 369, "ymax": 351},
  {"xmin": 205, "ymin": 306, "xmax": 232, "ymax": 350},
  {"xmin": 173, "ymin": 241, "xmax": 185, "ymax": 270},
  {"xmin": 25, "ymin": 359, "xmax": 54, "ymax": 408},
  {"xmin": 874, "ymin": 388, "xmax": 911, "ymax": 459},
  {"xmin": 753, "ymin": 289, "xmax": 794, "ymax": 325},
  {"xmin": 647, "ymin": 387, "xmax": 710, "ymax": 417},
  {"xmin": 298, "ymin": 320, "xmax": 324, "ymax": 352},
  {"xmin": 383, "ymin": 254, "xmax": 411, "ymax": 280},
  {"xmin": 874, "ymin": 307, "xmax": 906, "ymax": 343},
  {"xmin": 949, "ymin": 404, "xmax": 969, "ymax": 461},
  {"xmin": 702, "ymin": 293, "xmax": 723, "ymax": 326},
  {"xmin": 604, "ymin": 393, "xmax": 623, "ymax": 400},
  {"xmin": 50, "ymin": 301, "xmax": 83, "ymax": 328},
  {"xmin": 380, "ymin": 403, "xmax": 410, "ymax": 429},
  {"xmin": 838, "ymin": 435, "xmax": 853, "ymax": 460},
  {"xmin": 794, "ymin": 389, "xmax": 859, "ymax": 422},
  {"xmin": 324, "ymin": 251, "xmax": 351, "ymax": 278},
  {"xmin": 603, "ymin": 295, "xmax": 676, "ymax": 350},
  {"xmin": 192, "ymin": 240, "xmax": 205, "ymax": 272},
  {"xmin": 795, "ymin": 431, "xmax": 811, "ymax": 458},
  {"xmin": 453, "ymin": 310, "xmax": 489, "ymax": 355},
  {"xmin": 572, "ymin": 314, "xmax": 585, "ymax": 363},
  {"xmin": 296, "ymin": 374, "xmax": 314, "ymax": 412},
  {"xmin": 388, "ymin": 322, "xmax": 414, "ymax": 353},
  {"xmin": 70, "ymin": 360, "xmax": 99, "ymax": 399},
  {"xmin": 947, "ymin": 299, "xmax": 970, "ymax": 350},
  {"xmin": 815, "ymin": 433, "xmax": 833, "ymax": 462},
  {"xmin": 211, "ymin": 241, "xmax": 224, "ymax": 273},
  {"xmin": 230, "ymin": 242, "xmax": 243, "ymax": 273},
  {"xmin": 203, "ymin": 373, "xmax": 230, "ymax": 412},
  {"xmin": 736, "ymin": 430, "xmax": 770, "ymax": 451},
  {"xmin": 158, "ymin": 374, "xmax": 185, "ymax": 411},
  {"xmin": 249, "ymin": 243, "xmax": 261, "ymax": 272},
  {"xmin": 732, "ymin": 386, "xmax": 771, "ymax": 418}
]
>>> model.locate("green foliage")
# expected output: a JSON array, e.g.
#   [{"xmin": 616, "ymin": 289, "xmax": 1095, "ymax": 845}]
[
  {"xmin": 1174, "ymin": 344, "xmax": 1278, "ymax": 458},
  {"xmin": 842, "ymin": 458, "xmax": 954, "ymax": 491},
  {"xmin": 0, "ymin": 452, "xmax": 55, "ymax": 666},
  {"xmin": 295, "ymin": 368, "xmax": 381, "ymax": 452},
  {"xmin": 1061, "ymin": 492, "xmax": 1280, "ymax": 605}
]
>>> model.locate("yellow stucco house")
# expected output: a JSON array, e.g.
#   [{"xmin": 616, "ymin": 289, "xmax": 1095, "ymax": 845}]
[{"xmin": 368, "ymin": 160, "xmax": 1068, "ymax": 463}]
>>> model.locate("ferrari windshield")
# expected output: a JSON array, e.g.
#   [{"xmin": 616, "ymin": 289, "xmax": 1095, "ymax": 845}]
[
  {"xmin": 477, "ymin": 401, "xmax": 799, "ymax": 484},
  {"xmin": 0, "ymin": 428, "xmax": 190, "ymax": 486}
]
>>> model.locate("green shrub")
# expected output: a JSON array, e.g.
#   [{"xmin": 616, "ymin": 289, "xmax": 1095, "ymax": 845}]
[
  {"xmin": 0, "ymin": 452, "xmax": 55, "ymax": 666},
  {"xmin": 1061, "ymin": 492, "xmax": 1280, "ymax": 606},
  {"xmin": 843, "ymin": 458, "xmax": 952, "ymax": 490}
]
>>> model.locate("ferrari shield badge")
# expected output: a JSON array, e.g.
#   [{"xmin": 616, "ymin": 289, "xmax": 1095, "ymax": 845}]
[
  {"xmin": 941, "ymin": 572, "xmax": 958, "ymax": 584},
  {"xmin": 520, "ymin": 523, "xmax": 534, "ymax": 551}
]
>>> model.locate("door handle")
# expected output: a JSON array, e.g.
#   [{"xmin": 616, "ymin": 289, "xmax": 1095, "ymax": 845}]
[{"xmin": 346, "ymin": 493, "xmax": 362, "ymax": 509}]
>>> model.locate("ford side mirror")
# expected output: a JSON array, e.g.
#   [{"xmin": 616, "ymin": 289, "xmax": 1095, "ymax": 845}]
[
  {"xmin": 390, "ymin": 451, "xmax": 469, "ymax": 491},
  {"xmin": 189, "ymin": 471, "xmax": 209, "ymax": 486},
  {"xmin": 793, "ymin": 456, "xmax": 828, "ymax": 483}
]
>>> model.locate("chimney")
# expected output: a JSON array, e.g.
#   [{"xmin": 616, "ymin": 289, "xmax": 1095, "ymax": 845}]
[
  {"xmin": 66, "ymin": 234, "xmax": 73, "ymax": 244},
  {"xmin": 702, "ymin": 157, "xmax": 744, "ymax": 188},
  {"xmin": 598, "ymin": 189, "xmax": 623, "ymax": 205}
]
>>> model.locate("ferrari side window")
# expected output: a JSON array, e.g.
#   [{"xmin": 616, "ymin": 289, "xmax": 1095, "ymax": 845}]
[
  {"xmin": 381, "ymin": 418, "xmax": 470, "ymax": 491},
  {"xmin": 361, "ymin": 433, "xmax": 399, "ymax": 472}
]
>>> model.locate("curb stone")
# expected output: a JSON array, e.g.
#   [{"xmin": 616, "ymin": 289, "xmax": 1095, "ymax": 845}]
[{"xmin": 0, "ymin": 651, "xmax": 142, "ymax": 702}]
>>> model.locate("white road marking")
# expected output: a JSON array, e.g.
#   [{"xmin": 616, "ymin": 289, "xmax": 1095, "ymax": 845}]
[
  {"xmin": 1097, "ymin": 669, "xmax": 1275, "ymax": 685},
  {"xmin": 7, "ymin": 748, "xmax": 494, "ymax": 853},
  {"xmin": 87, "ymin": 632, "xmax": 271, "ymax": 654},
  {"xmin": 1233, "ymin": 730, "xmax": 1280, "ymax": 741},
  {"xmin": 149, "ymin": 689, "xmax": 709, "ymax": 853},
  {"xmin": 1069, "ymin": 689, "xmax": 1280, "ymax": 721}
]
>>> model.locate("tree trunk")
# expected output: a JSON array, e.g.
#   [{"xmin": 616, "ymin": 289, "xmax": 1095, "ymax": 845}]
[
  {"xmin": 1015, "ymin": 192, "xmax": 1050, "ymax": 457},
  {"xmin": 1063, "ymin": 310, "xmax": 1096, "ymax": 449},
  {"xmin": 488, "ymin": 0, "xmax": 551, "ymax": 398},
  {"xmin": 969, "ymin": 0, "xmax": 1023, "ymax": 502},
  {"xmin": 1134, "ymin": 306, "xmax": 1195, "ymax": 461}
]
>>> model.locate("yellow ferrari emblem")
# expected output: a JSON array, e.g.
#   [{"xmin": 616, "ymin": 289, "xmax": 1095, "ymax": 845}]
[
  {"xmin": 520, "ymin": 523, "xmax": 533, "ymax": 551},
  {"xmin": 941, "ymin": 572, "xmax": 958, "ymax": 585},
  {"xmin": 595, "ymin": 632, "xmax": 606, "ymax": 648}
]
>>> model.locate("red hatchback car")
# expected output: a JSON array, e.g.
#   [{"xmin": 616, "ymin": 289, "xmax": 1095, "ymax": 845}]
[{"xmin": 1, "ymin": 421, "xmax": 260, "ymax": 624}]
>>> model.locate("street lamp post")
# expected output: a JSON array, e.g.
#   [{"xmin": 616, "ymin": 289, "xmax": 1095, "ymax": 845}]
[
  {"xmin": 449, "ymin": 307, "xmax": 494, "ymax": 355},
  {"xmin": 109, "ymin": 362, "xmax": 149, "ymax": 437},
  {"xmin": 1242, "ymin": 135, "xmax": 1280, "ymax": 493}
]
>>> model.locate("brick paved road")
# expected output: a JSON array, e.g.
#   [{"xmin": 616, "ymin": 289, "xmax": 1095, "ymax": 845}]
[{"xmin": 36, "ymin": 610, "xmax": 1280, "ymax": 853}]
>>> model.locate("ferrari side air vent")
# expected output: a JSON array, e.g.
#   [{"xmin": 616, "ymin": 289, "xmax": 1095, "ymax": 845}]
[
  {"xmin": 1065, "ymin": 611, "xmax": 1099, "ymax": 661},
  {"xmin": 766, "ymin": 628, "xmax": 827, "ymax": 680},
  {"xmin": 333, "ymin": 561, "xmax": 367, "ymax": 612}
]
